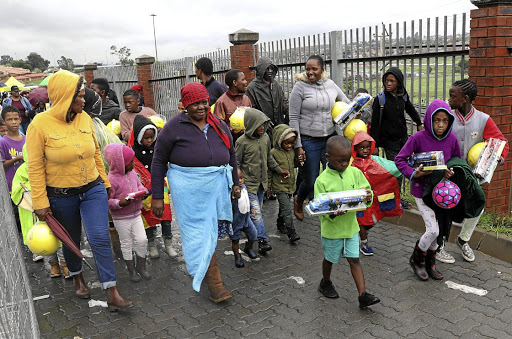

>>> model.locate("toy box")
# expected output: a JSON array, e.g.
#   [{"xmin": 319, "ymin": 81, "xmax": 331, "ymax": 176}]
[
  {"xmin": 473, "ymin": 138, "xmax": 506, "ymax": 185},
  {"xmin": 333, "ymin": 93, "xmax": 373, "ymax": 135},
  {"xmin": 408, "ymin": 151, "xmax": 447, "ymax": 171},
  {"xmin": 305, "ymin": 189, "xmax": 368, "ymax": 216}
]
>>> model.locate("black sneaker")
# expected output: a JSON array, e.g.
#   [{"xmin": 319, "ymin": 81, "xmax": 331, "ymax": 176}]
[
  {"xmin": 401, "ymin": 199, "xmax": 412, "ymax": 210},
  {"xmin": 234, "ymin": 253, "xmax": 245, "ymax": 268},
  {"xmin": 358, "ymin": 292, "xmax": 380, "ymax": 309},
  {"xmin": 258, "ymin": 240, "xmax": 272, "ymax": 254},
  {"xmin": 288, "ymin": 232, "xmax": 300, "ymax": 243},
  {"xmin": 318, "ymin": 279, "xmax": 339, "ymax": 298}
]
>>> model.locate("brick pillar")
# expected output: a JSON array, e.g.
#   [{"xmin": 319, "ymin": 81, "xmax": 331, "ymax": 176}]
[
  {"xmin": 229, "ymin": 29, "xmax": 259, "ymax": 84},
  {"xmin": 84, "ymin": 63, "xmax": 97, "ymax": 87},
  {"xmin": 135, "ymin": 54, "xmax": 156, "ymax": 110},
  {"xmin": 470, "ymin": 0, "xmax": 512, "ymax": 215}
]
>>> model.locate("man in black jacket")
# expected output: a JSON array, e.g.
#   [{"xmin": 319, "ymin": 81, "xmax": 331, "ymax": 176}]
[
  {"xmin": 246, "ymin": 57, "xmax": 289, "ymax": 139},
  {"xmin": 90, "ymin": 78, "xmax": 122, "ymax": 125},
  {"xmin": 369, "ymin": 67, "xmax": 423, "ymax": 207}
]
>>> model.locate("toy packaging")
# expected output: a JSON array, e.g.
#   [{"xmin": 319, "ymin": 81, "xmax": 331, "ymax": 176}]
[
  {"xmin": 125, "ymin": 189, "xmax": 149, "ymax": 200},
  {"xmin": 408, "ymin": 151, "xmax": 447, "ymax": 171},
  {"xmin": 473, "ymin": 138, "xmax": 506, "ymax": 185},
  {"xmin": 333, "ymin": 93, "xmax": 373, "ymax": 136},
  {"xmin": 305, "ymin": 189, "xmax": 368, "ymax": 216}
]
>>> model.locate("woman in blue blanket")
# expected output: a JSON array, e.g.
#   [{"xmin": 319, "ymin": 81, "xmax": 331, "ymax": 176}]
[{"xmin": 151, "ymin": 83, "xmax": 240, "ymax": 303}]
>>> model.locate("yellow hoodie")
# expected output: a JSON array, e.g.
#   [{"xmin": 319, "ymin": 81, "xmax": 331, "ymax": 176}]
[{"xmin": 26, "ymin": 70, "xmax": 110, "ymax": 210}]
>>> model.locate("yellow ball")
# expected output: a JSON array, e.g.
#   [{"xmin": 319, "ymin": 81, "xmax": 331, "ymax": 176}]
[
  {"xmin": 149, "ymin": 115, "xmax": 165, "ymax": 129},
  {"xmin": 343, "ymin": 119, "xmax": 367, "ymax": 141},
  {"xmin": 210, "ymin": 103, "xmax": 216, "ymax": 114},
  {"xmin": 331, "ymin": 101, "xmax": 349, "ymax": 121},
  {"xmin": 230, "ymin": 107, "xmax": 246, "ymax": 131},
  {"xmin": 27, "ymin": 221, "xmax": 60, "ymax": 256},
  {"xmin": 468, "ymin": 142, "xmax": 486, "ymax": 168},
  {"xmin": 107, "ymin": 119, "xmax": 121, "ymax": 135}
]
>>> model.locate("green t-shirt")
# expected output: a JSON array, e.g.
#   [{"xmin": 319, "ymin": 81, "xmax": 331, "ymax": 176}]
[{"xmin": 314, "ymin": 166, "xmax": 372, "ymax": 239}]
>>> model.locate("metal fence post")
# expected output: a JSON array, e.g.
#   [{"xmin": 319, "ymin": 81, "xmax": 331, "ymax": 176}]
[
  {"xmin": 184, "ymin": 57, "xmax": 194, "ymax": 84},
  {"xmin": 329, "ymin": 31, "xmax": 343, "ymax": 89}
]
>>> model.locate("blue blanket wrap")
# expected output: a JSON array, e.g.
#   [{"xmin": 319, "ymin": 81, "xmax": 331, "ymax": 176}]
[{"xmin": 167, "ymin": 163, "xmax": 233, "ymax": 292}]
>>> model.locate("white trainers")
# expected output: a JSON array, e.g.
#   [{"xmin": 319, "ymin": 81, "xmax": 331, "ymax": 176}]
[
  {"xmin": 164, "ymin": 238, "xmax": 178, "ymax": 257},
  {"xmin": 32, "ymin": 253, "xmax": 43, "ymax": 262},
  {"xmin": 457, "ymin": 238, "xmax": 475, "ymax": 262},
  {"xmin": 437, "ymin": 246, "xmax": 455, "ymax": 264}
]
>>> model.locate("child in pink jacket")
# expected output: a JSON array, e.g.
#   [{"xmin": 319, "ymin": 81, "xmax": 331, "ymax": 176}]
[{"xmin": 104, "ymin": 143, "xmax": 151, "ymax": 282}]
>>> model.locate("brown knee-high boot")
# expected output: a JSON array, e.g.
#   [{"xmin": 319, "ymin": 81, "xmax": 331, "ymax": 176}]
[
  {"xmin": 106, "ymin": 286, "xmax": 133, "ymax": 312},
  {"xmin": 205, "ymin": 253, "xmax": 232, "ymax": 303}
]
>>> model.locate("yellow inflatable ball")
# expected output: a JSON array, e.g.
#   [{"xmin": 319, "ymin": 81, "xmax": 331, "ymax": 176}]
[
  {"xmin": 230, "ymin": 107, "xmax": 246, "ymax": 131},
  {"xmin": 107, "ymin": 119, "xmax": 121, "ymax": 135},
  {"xmin": 343, "ymin": 119, "xmax": 367, "ymax": 141},
  {"xmin": 468, "ymin": 142, "xmax": 486, "ymax": 168},
  {"xmin": 149, "ymin": 115, "xmax": 165, "ymax": 129},
  {"xmin": 27, "ymin": 221, "xmax": 60, "ymax": 256},
  {"xmin": 210, "ymin": 103, "xmax": 216, "ymax": 114},
  {"xmin": 331, "ymin": 101, "xmax": 349, "ymax": 121}
]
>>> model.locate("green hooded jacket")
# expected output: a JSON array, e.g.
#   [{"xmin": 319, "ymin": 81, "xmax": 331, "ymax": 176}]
[
  {"xmin": 270, "ymin": 124, "xmax": 298, "ymax": 194},
  {"xmin": 11, "ymin": 145, "xmax": 35, "ymax": 244},
  {"xmin": 235, "ymin": 108, "xmax": 282, "ymax": 194}
]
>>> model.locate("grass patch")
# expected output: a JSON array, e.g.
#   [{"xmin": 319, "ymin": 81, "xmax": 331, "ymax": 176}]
[{"xmin": 477, "ymin": 213, "xmax": 512, "ymax": 238}]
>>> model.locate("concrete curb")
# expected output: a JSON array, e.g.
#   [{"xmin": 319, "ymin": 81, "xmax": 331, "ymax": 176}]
[{"xmin": 383, "ymin": 209, "xmax": 512, "ymax": 264}]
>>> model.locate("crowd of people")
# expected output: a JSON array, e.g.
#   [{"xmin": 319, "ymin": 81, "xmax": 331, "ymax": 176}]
[{"xmin": 0, "ymin": 54, "xmax": 508, "ymax": 312}]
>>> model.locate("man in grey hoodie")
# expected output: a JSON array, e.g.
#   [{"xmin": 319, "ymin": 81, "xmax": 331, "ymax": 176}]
[
  {"xmin": 246, "ymin": 57, "xmax": 289, "ymax": 139},
  {"xmin": 91, "ymin": 78, "xmax": 122, "ymax": 125}
]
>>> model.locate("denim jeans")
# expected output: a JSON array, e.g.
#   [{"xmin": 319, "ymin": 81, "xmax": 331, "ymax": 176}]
[
  {"xmin": 297, "ymin": 135, "xmax": 329, "ymax": 202},
  {"xmin": 247, "ymin": 185, "xmax": 267, "ymax": 241},
  {"xmin": 48, "ymin": 182, "xmax": 116, "ymax": 289}
]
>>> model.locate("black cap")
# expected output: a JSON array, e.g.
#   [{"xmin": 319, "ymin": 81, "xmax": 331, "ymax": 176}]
[{"xmin": 11, "ymin": 86, "xmax": 19, "ymax": 92}]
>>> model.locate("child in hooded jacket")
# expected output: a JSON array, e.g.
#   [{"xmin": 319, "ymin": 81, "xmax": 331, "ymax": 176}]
[
  {"xmin": 395, "ymin": 99, "xmax": 461, "ymax": 282},
  {"xmin": 104, "ymin": 143, "xmax": 151, "ymax": 282},
  {"xmin": 351, "ymin": 131, "xmax": 403, "ymax": 256},
  {"xmin": 128, "ymin": 115, "xmax": 176, "ymax": 259},
  {"xmin": 269, "ymin": 124, "xmax": 300, "ymax": 243},
  {"xmin": 235, "ymin": 108, "xmax": 289, "ymax": 254}
]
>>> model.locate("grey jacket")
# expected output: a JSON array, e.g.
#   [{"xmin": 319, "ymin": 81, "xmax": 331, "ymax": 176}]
[{"xmin": 288, "ymin": 72, "xmax": 349, "ymax": 148}]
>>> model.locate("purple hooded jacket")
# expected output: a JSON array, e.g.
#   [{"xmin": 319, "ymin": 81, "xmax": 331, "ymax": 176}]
[
  {"xmin": 104, "ymin": 143, "xmax": 147, "ymax": 220},
  {"xmin": 395, "ymin": 99, "xmax": 461, "ymax": 198}
]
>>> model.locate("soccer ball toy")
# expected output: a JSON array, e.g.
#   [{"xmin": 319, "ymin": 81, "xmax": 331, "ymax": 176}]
[
  {"xmin": 432, "ymin": 179, "xmax": 461, "ymax": 209},
  {"xmin": 229, "ymin": 107, "xmax": 246, "ymax": 131},
  {"xmin": 331, "ymin": 101, "xmax": 349, "ymax": 121},
  {"xmin": 467, "ymin": 142, "xmax": 486, "ymax": 168},
  {"xmin": 27, "ymin": 221, "xmax": 60, "ymax": 256},
  {"xmin": 107, "ymin": 119, "xmax": 121, "ymax": 135},
  {"xmin": 343, "ymin": 119, "xmax": 367, "ymax": 141}
]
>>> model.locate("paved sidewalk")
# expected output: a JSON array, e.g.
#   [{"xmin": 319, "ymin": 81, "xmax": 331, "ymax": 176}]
[{"xmin": 27, "ymin": 199, "xmax": 512, "ymax": 338}]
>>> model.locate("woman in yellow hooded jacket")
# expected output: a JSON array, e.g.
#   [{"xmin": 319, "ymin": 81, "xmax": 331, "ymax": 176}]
[{"xmin": 26, "ymin": 70, "xmax": 132, "ymax": 311}]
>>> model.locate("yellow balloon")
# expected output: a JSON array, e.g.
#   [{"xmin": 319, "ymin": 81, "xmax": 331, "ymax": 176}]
[
  {"xmin": 331, "ymin": 101, "xmax": 349, "ymax": 121},
  {"xmin": 107, "ymin": 119, "xmax": 121, "ymax": 135},
  {"xmin": 230, "ymin": 107, "xmax": 246, "ymax": 131},
  {"xmin": 210, "ymin": 103, "xmax": 216, "ymax": 114},
  {"xmin": 149, "ymin": 115, "xmax": 165, "ymax": 129},
  {"xmin": 343, "ymin": 119, "xmax": 367, "ymax": 141},
  {"xmin": 468, "ymin": 142, "xmax": 486, "ymax": 168},
  {"xmin": 27, "ymin": 221, "xmax": 60, "ymax": 256}
]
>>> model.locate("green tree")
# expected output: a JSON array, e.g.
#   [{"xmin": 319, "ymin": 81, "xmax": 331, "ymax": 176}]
[
  {"xmin": 110, "ymin": 45, "xmax": 134, "ymax": 66},
  {"xmin": 11, "ymin": 59, "xmax": 33, "ymax": 70},
  {"xmin": 1, "ymin": 55, "xmax": 13, "ymax": 65},
  {"xmin": 57, "ymin": 56, "xmax": 75, "ymax": 71},
  {"xmin": 26, "ymin": 52, "xmax": 50, "ymax": 71},
  {"xmin": 456, "ymin": 58, "xmax": 469, "ymax": 73}
]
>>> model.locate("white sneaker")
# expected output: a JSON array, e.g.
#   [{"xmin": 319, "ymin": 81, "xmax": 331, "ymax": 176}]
[
  {"xmin": 32, "ymin": 253, "xmax": 43, "ymax": 262},
  {"xmin": 457, "ymin": 239, "xmax": 475, "ymax": 262},
  {"xmin": 164, "ymin": 238, "xmax": 178, "ymax": 257},
  {"xmin": 437, "ymin": 246, "xmax": 455, "ymax": 264}
]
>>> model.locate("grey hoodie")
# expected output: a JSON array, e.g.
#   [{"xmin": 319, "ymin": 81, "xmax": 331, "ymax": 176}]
[{"xmin": 288, "ymin": 72, "xmax": 349, "ymax": 148}]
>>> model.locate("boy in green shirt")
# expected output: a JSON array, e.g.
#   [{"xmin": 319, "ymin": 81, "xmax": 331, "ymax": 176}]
[{"xmin": 314, "ymin": 135, "xmax": 380, "ymax": 309}]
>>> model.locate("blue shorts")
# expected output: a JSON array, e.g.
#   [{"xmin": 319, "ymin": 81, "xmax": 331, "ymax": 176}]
[{"xmin": 322, "ymin": 233, "xmax": 360, "ymax": 263}]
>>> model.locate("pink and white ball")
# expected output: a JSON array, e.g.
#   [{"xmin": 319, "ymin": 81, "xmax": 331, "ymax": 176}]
[{"xmin": 432, "ymin": 179, "xmax": 461, "ymax": 209}]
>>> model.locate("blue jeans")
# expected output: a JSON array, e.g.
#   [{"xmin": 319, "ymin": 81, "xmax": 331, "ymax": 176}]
[
  {"xmin": 247, "ymin": 185, "xmax": 267, "ymax": 241},
  {"xmin": 146, "ymin": 220, "xmax": 173, "ymax": 240},
  {"xmin": 297, "ymin": 135, "xmax": 329, "ymax": 202},
  {"xmin": 49, "ymin": 183, "xmax": 116, "ymax": 289}
]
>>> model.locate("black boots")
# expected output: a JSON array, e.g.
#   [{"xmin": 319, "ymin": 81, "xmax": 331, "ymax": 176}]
[
  {"xmin": 288, "ymin": 232, "xmax": 300, "ymax": 243},
  {"xmin": 135, "ymin": 255, "xmax": 151, "ymax": 280},
  {"xmin": 243, "ymin": 242, "xmax": 258, "ymax": 259},
  {"xmin": 258, "ymin": 240, "xmax": 272, "ymax": 254},
  {"xmin": 234, "ymin": 253, "xmax": 244, "ymax": 268},
  {"xmin": 125, "ymin": 260, "xmax": 141, "ymax": 282},
  {"xmin": 410, "ymin": 241, "xmax": 428, "ymax": 281},
  {"xmin": 426, "ymin": 249, "xmax": 444, "ymax": 280},
  {"xmin": 276, "ymin": 216, "xmax": 287, "ymax": 234}
]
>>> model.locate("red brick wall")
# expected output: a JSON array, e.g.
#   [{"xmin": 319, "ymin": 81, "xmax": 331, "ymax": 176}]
[
  {"xmin": 136, "ymin": 64, "xmax": 155, "ymax": 110},
  {"xmin": 230, "ymin": 44, "xmax": 257, "ymax": 84},
  {"xmin": 84, "ymin": 69, "xmax": 94, "ymax": 88},
  {"xmin": 470, "ymin": 5, "xmax": 512, "ymax": 214}
]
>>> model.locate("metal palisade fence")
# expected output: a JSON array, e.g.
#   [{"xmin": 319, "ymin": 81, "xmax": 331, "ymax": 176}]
[
  {"xmin": 93, "ymin": 65, "xmax": 139, "ymax": 111},
  {"xmin": 0, "ymin": 167, "xmax": 40, "ymax": 339},
  {"xmin": 151, "ymin": 49, "xmax": 231, "ymax": 119},
  {"xmin": 258, "ymin": 13, "xmax": 469, "ymax": 135}
]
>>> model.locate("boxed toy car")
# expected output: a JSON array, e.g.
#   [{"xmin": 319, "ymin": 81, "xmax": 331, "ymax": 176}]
[{"xmin": 305, "ymin": 189, "xmax": 368, "ymax": 217}]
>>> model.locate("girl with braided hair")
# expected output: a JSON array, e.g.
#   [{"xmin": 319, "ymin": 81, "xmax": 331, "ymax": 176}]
[{"xmin": 438, "ymin": 79, "xmax": 509, "ymax": 264}]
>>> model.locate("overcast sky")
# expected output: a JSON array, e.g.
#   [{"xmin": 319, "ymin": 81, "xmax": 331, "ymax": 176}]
[{"xmin": 3, "ymin": 0, "xmax": 476, "ymax": 66}]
